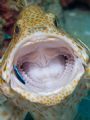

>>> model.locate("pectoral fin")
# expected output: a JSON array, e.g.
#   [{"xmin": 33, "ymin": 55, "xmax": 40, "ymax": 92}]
[
  {"xmin": 84, "ymin": 62, "xmax": 90, "ymax": 89},
  {"xmin": 0, "ymin": 59, "xmax": 4, "ymax": 84}
]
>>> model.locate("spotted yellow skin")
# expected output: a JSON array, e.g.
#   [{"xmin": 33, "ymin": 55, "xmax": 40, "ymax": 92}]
[
  {"xmin": 0, "ymin": 5, "xmax": 90, "ymax": 120},
  {"xmin": 1, "ymin": 5, "xmax": 89, "ymax": 67}
]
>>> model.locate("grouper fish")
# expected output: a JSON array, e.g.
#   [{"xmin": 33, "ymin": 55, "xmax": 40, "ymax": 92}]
[{"xmin": 0, "ymin": 1, "xmax": 90, "ymax": 120}]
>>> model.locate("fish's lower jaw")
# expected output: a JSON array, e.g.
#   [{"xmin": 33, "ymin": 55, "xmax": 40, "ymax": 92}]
[
  {"xmin": 11, "ymin": 76, "xmax": 82, "ymax": 106},
  {"xmin": 8, "ymin": 33, "xmax": 85, "ymax": 105}
]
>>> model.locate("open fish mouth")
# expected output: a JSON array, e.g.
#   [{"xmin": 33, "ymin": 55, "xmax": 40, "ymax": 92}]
[{"xmin": 11, "ymin": 33, "xmax": 84, "ymax": 97}]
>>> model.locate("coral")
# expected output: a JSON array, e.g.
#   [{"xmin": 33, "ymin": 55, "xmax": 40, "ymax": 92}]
[{"xmin": 0, "ymin": 0, "xmax": 19, "ymax": 57}]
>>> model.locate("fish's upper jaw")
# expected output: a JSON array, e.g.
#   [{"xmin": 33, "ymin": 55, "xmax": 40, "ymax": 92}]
[{"xmin": 2, "ymin": 33, "xmax": 87, "ymax": 105}]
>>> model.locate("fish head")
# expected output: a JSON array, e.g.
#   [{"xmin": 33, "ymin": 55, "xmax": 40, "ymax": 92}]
[{"xmin": 1, "ymin": 5, "xmax": 90, "ymax": 106}]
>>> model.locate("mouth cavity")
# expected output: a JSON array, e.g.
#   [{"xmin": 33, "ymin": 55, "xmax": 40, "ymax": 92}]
[{"xmin": 11, "ymin": 35, "xmax": 81, "ymax": 95}]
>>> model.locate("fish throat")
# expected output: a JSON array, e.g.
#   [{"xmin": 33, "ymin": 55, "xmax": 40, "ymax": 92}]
[{"xmin": 11, "ymin": 34, "xmax": 83, "ymax": 95}]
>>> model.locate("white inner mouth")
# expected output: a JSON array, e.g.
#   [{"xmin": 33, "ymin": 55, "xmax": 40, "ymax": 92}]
[
  {"xmin": 17, "ymin": 48, "xmax": 75, "ymax": 93},
  {"xmin": 12, "ymin": 36, "xmax": 79, "ymax": 95}
]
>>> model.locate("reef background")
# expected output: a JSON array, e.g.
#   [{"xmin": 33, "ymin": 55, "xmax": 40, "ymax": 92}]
[{"xmin": 0, "ymin": 0, "xmax": 90, "ymax": 120}]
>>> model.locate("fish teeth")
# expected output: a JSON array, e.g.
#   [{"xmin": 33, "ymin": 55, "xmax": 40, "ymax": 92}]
[
  {"xmin": 58, "ymin": 57, "xmax": 74, "ymax": 85},
  {"xmin": 21, "ymin": 69, "xmax": 44, "ymax": 89},
  {"xmin": 15, "ymin": 48, "xmax": 76, "ymax": 93}
]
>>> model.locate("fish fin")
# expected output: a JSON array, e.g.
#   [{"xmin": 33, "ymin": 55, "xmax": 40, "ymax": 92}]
[
  {"xmin": 76, "ymin": 38, "xmax": 90, "ymax": 53},
  {"xmin": 0, "ymin": 59, "xmax": 7, "ymax": 104},
  {"xmin": 0, "ymin": 58, "xmax": 6, "ymax": 84},
  {"xmin": 0, "ymin": 59, "xmax": 3, "ymax": 83},
  {"xmin": 83, "ymin": 62, "xmax": 90, "ymax": 90},
  {"xmin": 0, "ymin": 59, "xmax": 2, "ymax": 67}
]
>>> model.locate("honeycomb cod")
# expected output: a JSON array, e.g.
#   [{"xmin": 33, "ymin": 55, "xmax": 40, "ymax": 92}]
[{"xmin": 0, "ymin": 3, "xmax": 90, "ymax": 120}]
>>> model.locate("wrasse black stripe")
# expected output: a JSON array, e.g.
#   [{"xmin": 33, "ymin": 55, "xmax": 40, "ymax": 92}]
[{"xmin": 13, "ymin": 65, "xmax": 25, "ymax": 84}]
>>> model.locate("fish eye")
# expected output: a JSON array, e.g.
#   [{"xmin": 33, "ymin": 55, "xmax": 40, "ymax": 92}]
[{"xmin": 15, "ymin": 25, "xmax": 20, "ymax": 34}]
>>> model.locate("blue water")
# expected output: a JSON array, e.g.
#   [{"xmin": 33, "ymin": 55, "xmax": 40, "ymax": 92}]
[{"xmin": 74, "ymin": 92, "xmax": 90, "ymax": 120}]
